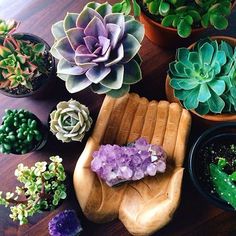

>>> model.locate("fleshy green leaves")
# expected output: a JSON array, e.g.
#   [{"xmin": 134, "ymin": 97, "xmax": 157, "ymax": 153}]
[
  {"xmin": 169, "ymin": 38, "xmax": 236, "ymax": 115},
  {"xmin": 112, "ymin": 0, "xmax": 141, "ymax": 17}
]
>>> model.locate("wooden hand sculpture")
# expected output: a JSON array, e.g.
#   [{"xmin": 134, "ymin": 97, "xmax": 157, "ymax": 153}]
[{"xmin": 73, "ymin": 93, "xmax": 191, "ymax": 236}]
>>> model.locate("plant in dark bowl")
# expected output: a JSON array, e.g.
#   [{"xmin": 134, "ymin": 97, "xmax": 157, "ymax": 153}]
[
  {"xmin": 0, "ymin": 18, "xmax": 19, "ymax": 37},
  {"xmin": 0, "ymin": 18, "xmax": 54, "ymax": 97},
  {"xmin": 0, "ymin": 156, "xmax": 67, "ymax": 225},
  {"xmin": 189, "ymin": 123, "xmax": 236, "ymax": 211},
  {"xmin": 114, "ymin": 0, "xmax": 235, "ymax": 47},
  {"xmin": 166, "ymin": 36, "xmax": 236, "ymax": 122},
  {"xmin": 0, "ymin": 109, "xmax": 47, "ymax": 154}
]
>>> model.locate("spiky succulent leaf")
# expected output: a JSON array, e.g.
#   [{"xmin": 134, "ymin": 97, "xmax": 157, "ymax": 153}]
[{"xmin": 51, "ymin": 2, "xmax": 144, "ymax": 97}]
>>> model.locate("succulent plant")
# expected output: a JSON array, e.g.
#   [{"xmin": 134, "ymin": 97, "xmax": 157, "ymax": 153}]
[
  {"xmin": 210, "ymin": 158, "xmax": 236, "ymax": 209},
  {"xmin": 115, "ymin": 0, "xmax": 232, "ymax": 38},
  {"xmin": 0, "ymin": 109, "xmax": 44, "ymax": 154},
  {"xmin": 0, "ymin": 18, "xmax": 19, "ymax": 36},
  {"xmin": 169, "ymin": 38, "xmax": 236, "ymax": 115},
  {"xmin": 0, "ymin": 35, "xmax": 47, "ymax": 90},
  {"xmin": 50, "ymin": 99, "xmax": 92, "ymax": 143},
  {"xmin": 50, "ymin": 2, "xmax": 144, "ymax": 97},
  {"xmin": 0, "ymin": 156, "xmax": 66, "ymax": 225}
]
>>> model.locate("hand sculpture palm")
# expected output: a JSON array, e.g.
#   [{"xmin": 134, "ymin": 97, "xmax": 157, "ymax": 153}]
[{"xmin": 74, "ymin": 93, "xmax": 191, "ymax": 236}]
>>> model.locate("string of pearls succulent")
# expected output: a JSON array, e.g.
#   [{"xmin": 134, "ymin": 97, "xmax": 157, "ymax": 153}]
[{"xmin": 50, "ymin": 99, "xmax": 92, "ymax": 143}]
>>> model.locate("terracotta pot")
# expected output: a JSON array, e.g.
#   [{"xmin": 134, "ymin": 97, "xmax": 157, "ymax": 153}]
[
  {"xmin": 165, "ymin": 36, "xmax": 236, "ymax": 122},
  {"xmin": 0, "ymin": 33, "xmax": 55, "ymax": 98},
  {"xmin": 139, "ymin": 1, "xmax": 236, "ymax": 49}
]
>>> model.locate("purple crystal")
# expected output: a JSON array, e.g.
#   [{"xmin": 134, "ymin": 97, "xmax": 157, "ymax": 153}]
[
  {"xmin": 91, "ymin": 138, "xmax": 167, "ymax": 187},
  {"xmin": 48, "ymin": 210, "xmax": 82, "ymax": 236}
]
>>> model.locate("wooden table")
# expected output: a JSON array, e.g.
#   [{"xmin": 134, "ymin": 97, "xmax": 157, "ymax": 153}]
[{"xmin": 0, "ymin": 1, "xmax": 236, "ymax": 235}]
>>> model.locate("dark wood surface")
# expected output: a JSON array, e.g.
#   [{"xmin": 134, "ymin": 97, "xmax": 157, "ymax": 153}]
[{"xmin": 0, "ymin": 1, "xmax": 236, "ymax": 235}]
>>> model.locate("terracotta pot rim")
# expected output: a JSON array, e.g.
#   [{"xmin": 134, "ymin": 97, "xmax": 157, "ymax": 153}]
[{"xmin": 165, "ymin": 35, "xmax": 236, "ymax": 122}]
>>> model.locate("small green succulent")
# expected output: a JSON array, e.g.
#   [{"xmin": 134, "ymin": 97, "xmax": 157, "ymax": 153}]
[
  {"xmin": 0, "ymin": 109, "xmax": 44, "ymax": 154},
  {"xmin": 169, "ymin": 38, "xmax": 236, "ymax": 115},
  {"xmin": 210, "ymin": 158, "xmax": 236, "ymax": 209},
  {"xmin": 0, "ymin": 35, "xmax": 47, "ymax": 90},
  {"xmin": 0, "ymin": 156, "xmax": 67, "ymax": 225},
  {"xmin": 114, "ymin": 0, "xmax": 233, "ymax": 38},
  {"xmin": 0, "ymin": 18, "xmax": 19, "ymax": 37}
]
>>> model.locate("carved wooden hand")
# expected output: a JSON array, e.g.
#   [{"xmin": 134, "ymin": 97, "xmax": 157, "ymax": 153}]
[{"xmin": 74, "ymin": 93, "xmax": 191, "ymax": 236}]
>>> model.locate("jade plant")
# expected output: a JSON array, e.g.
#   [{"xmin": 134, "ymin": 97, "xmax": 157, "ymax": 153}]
[
  {"xmin": 0, "ymin": 19, "xmax": 19, "ymax": 37},
  {"xmin": 114, "ymin": 0, "xmax": 233, "ymax": 38},
  {"xmin": 50, "ymin": 99, "xmax": 92, "ymax": 143},
  {"xmin": 50, "ymin": 2, "xmax": 144, "ymax": 97},
  {"xmin": 0, "ymin": 109, "xmax": 44, "ymax": 154},
  {"xmin": 0, "ymin": 156, "xmax": 67, "ymax": 225},
  {"xmin": 169, "ymin": 38, "xmax": 236, "ymax": 115},
  {"xmin": 210, "ymin": 157, "xmax": 236, "ymax": 209}
]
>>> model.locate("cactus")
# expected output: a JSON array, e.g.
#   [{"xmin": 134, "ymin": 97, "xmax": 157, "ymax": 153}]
[
  {"xmin": 50, "ymin": 99, "xmax": 92, "ymax": 143},
  {"xmin": 0, "ymin": 109, "xmax": 44, "ymax": 154}
]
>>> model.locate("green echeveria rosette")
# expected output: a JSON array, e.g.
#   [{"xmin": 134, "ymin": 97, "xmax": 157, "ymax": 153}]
[
  {"xmin": 169, "ymin": 38, "xmax": 236, "ymax": 115},
  {"xmin": 50, "ymin": 99, "xmax": 93, "ymax": 143},
  {"xmin": 50, "ymin": 2, "xmax": 144, "ymax": 97}
]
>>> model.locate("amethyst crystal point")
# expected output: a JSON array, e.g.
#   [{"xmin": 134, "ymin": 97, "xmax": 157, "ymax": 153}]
[
  {"xmin": 48, "ymin": 210, "xmax": 83, "ymax": 236},
  {"xmin": 91, "ymin": 138, "xmax": 167, "ymax": 187},
  {"xmin": 50, "ymin": 2, "xmax": 144, "ymax": 98}
]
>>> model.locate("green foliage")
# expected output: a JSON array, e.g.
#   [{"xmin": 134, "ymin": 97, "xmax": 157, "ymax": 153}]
[
  {"xmin": 114, "ymin": 0, "xmax": 232, "ymax": 38},
  {"xmin": 169, "ymin": 38, "xmax": 236, "ymax": 115},
  {"xmin": 0, "ymin": 35, "xmax": 46, "ymax": 90},
  {"xmin": 0, "ymin": 19, "xmax": 19, "ymax": 36},
  {"xmin": 112, "ymin": 0, "xmax": 141, "ymax": 16},
  {"xmin": 0, "ymin": 109, "xmax": 44, "ymax": 154},
  {"xmin": 0, "ymin": 156, "xmax": 67, "ymax": 225},
  {"xmin": 210, "ymin": 158, "xmax": 236, "ymax": 209}
]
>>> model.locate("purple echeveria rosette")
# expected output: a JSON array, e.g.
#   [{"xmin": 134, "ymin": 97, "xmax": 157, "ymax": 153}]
[
  {"xmin": 48, "ymin": 210, "xmax": 83, "ymax": 236},
  {"xmin": 50, "ymin": 2, "xmax": 144, "ymax": 98},
  {"xmin": 91, "ymin": 138, "xmax": 167, "ymax": 187}
]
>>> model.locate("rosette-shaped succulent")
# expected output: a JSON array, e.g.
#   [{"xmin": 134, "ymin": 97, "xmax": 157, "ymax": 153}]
[
  {"xmin": 50, "ymin": 99, "xmax": 92, "ymax": 143},
  {"xmin": 0, "ymin": 19, "xmax": 19, "ymax": 36},
  {"xmin": 50, "ymin": 2, "xmax": 144, "ymax": 97}
]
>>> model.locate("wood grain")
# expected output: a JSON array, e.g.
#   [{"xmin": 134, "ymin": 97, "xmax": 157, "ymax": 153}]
[{"xmin": 0, "ymin": 1, "xmax": 236, "ymax": 235}]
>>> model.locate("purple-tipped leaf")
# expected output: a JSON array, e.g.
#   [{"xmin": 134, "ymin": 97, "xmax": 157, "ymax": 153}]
[
  {"xmin": 98, "ymin": 36, "xmax": 110, "ymax": 55},
  {"xmin": 86, "ymin": 65, "xmax": 111, "ymax": 83},
  {"xmin": 105, "ymin": 43, "xmax": 124, "ymax": 67},
  {"xmin": 55, "ymin": 37, "xmax": 75, "ymax": 62},
  {"xmin": 106, "ymin": 23, "xmax": 122, "ymax": 49},
  {"xmin": 57, "ymin": 58, "xmax": 86, "ymax": 75},
  {"xmin": 66, "ymin": 27, "xmax": 85, "ymax": 50}
]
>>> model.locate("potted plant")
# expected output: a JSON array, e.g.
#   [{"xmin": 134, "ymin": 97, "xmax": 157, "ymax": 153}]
[
  {"xmin": 165, "ymin": 36, "xmax": 236, "ymax": 122},
  {"xmin": 0, "ymin": 156, "xmax": 67, "ymax": 225},
  {"xmin": 114, "ymin": 0, "xmax": 235, "ymax": 48},
  {"xmin": 49, "ymin": 99, "xmax": 93, "ymax": 143},
  {"xmin": 50, "ymin": 2, "xmax": 144, "ymax": 98},
  {"xmin": 189, "ymin": 123, "xmax": 236, "ymax": 211},
  {"xmin": 0, "ymin": 109, "xmax": 47, "ymax": 154},
  {"xmin": 0, "ymin": 18, "xmax": 55, "ymax": 97}
]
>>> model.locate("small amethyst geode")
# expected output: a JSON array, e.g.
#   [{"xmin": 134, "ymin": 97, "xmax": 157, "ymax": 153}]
[
  {"xmin": 91, "ymin": 138, "xmax": 167, "ymax": 187},
  {"xmin": 48, "ymin": 210, "xmax": 82, "ymax": 236}
]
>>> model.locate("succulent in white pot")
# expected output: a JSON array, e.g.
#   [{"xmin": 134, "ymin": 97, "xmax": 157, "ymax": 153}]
[
  {"xmin": 50, "ymin": 2, "xmax": 144, "ymax": 97},
  {"xmin": 50, "ymin": 99, "xmax": 92, "ymax": 143}
]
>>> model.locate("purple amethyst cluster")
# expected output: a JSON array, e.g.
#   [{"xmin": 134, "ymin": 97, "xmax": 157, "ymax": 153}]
[{"xmin": 91, "ymin": 138, "xmax": 167, "ymax": 187}]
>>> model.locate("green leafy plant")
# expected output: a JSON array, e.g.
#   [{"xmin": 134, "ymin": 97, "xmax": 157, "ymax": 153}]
[
  {"xmin": 210, "ymin": 157, "xmax": 236, "ymax": 209},
  {"xmin": 113, "ymin": 0, "xmax": 233, "ymax": 38},
  {"xmin": 0, "ymin": 156, "xmax": 67, "ymax": 225},
  {"xmin": 0, "ymin": 109, "xmax": 44, "ymax": 154},
  {"xmin": 0, "ymin": 35, "xmax": 47, "ymax": 90},
  {"xmin": 0, "ymin": 18, "xmax": 19, "ymax": 37},
  {"xmin": 169, "ymin": 38, "xmax": 236, "ymax": 115}
]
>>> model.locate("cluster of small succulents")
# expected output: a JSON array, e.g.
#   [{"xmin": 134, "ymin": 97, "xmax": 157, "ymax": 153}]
[
  {"xmin": 115, "ymin": 0, "xmax": 232, "ymax": 38},
  {"xmin": 0, "ymin": 19, "xmax": 19, "ymax": 36},
  {"xmin": 91, "ymin": 138, "xmax": 167, "ymax": 187},
  {"xmin": 48, "ymin": 210, "xmax": 83, "ymax": 236},
  {"xmin": 210, "ymin": 157, "xmax": 236, "ymax": 209},
  {"xmin": 0, "ymin": 156, "xmax": 66, "ymax": 225},
  {"xmin": 0, "ymin": 35, "xmax": 47, "ymax": 91},
  {"xmin": 0, "ymin": 109, "xmax": 44, "ymax": 154},
  {"xmin": 50, "ymin": 2, "xmax": 144, "ymax": 97},
  {"xmin": 50, "ymin": 99, "xmax": 92, "ymax": 143},
  {"xmin": 169, "ymin": 38, "xmax": 236, "ymax": 115}
]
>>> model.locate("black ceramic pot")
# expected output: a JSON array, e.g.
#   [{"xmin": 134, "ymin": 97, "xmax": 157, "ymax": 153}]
[
  {"xmin": 189, "ymin": 122, "xmax": 236, "ymax": 211},
  {"xmin": 0, "ymin": 33, "xmax": 55, "ymax": 98}
]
